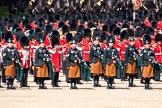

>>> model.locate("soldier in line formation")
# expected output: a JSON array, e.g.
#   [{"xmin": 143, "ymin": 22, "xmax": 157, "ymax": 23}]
[{"xmin": 1, "ymin": 9, "xmax": 162, "ymax": 90}]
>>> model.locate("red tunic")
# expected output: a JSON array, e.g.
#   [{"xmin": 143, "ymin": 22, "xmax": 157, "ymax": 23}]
[
  {"xmin": 154, "ymin": 44, "xmax": 162, "ymax": 63},
  {"xmin": 82, "ymin": 38, "xmax": 92, "ymax": 62},
  {"xmin": 100, "ymin": 43, "xmax": 108, "ymax": 50},
  {"xmin": 29, "ymin": 40, "xmax": 38, "ymax": 58},
  {"xmin": 134, "ymin": 39, "xmax": 144, "ymax": 52},
  {"xmin": 51, "ymin": 49, "xmax": 61, "ymax": 72},
  {"xmin": 63, "ymin": 43, "xmax": 70, "ymax": 61},
  {"xmin": 144, "ymin": 19, "xmax": 151, "ymax": 27},
  {"xmin": 60, "ymin": 36, "xmax": 66, "ymax": 46},
  {"xmin": 19, "ymin": 49, "xmax": 31, "ymax": 68},
  {"xmin": 44, "ymin": 35, "xmax": 51, "ymax": 48},
  {"xmin": 158, "ymin": 21, "xmax": 162, "ymax": 30},
  {"xmin": 114, "ymin": 40, "xmax": 121, "ymax": 52},
  {"xmin": 119, "ymin": 42, "xmax": 127, "ymax": 61},
  {"xmin": 15, "ymin": 41, "xmax": 22, "ymax": 50}
]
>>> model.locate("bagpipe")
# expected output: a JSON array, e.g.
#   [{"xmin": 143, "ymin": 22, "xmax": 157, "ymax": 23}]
[
  {"xmin": 80, "ymin": 60, "xmax": 91, "ymax": 81},
  {"xmin": 111, "ymin": 50, "xmax": 123, "ymax": 79}
]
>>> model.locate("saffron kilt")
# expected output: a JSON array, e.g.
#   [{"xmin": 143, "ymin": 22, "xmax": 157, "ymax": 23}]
[
  {"xmin": 5, "ymin": 62, "xmax": 16, "ymax": 77},
  {"xmin": 91, "ymin": 60, "xmax": 103, "ymax": 75},
  {"xmin": 36, "ymin": 63, "xmax": 49, "ymax": 78},
  {"xmin": 68, "ymin": 63, "xmax": 80, "ymax": 79},
  {"xmin": 126, "ymin": 61, "xmax": 137, "ymax": 75},
  {"xmin": 105, "ymin": 63, "xmax": 116, "ymax": 77},
  {"xmin": 142, "ymin": 63, "xmax": 154, "ymax": 79}
]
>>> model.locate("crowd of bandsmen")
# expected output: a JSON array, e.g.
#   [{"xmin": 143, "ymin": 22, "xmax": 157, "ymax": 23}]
[{"xmin": 1, "ymin": 10, "xmax": 162, "ymax": 90}]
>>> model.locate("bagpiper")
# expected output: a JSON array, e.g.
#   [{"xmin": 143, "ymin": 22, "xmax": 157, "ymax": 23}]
[
  {"xmin": 90, "ymin": 36, "xmax": 104, "ymax": 87},
  {"xmin": 103, "ymin": 36, "xmax": 120, "ymax": 89},
  {"xmin": 140, "ymin": 35, "xmax": 157, "ymax": 90},
  {"xmin": 2, "ymin": 31, "xmax": 21, "ymax": 90},
  {"xmin": 124, "ymin": 38, "xmax": 139, "ymax": 87},
  {"xmin": 66, "ymin": 40, "xmax": 83, "ymax": 89},
  {"xmin": 19, "ymin": 36, "xmax": 30, "ymax": 87},
  {"xmin": 34, "ymin": 32, "xmax": 52, "ymax": 89}
]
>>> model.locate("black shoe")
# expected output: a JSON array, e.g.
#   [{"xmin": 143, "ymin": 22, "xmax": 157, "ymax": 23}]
[
  {"xmin": 74, "ymin": 86, "xmax": 78, "ymax": 89},
  {"xmin": 0, "ymin": 85, "xmax": 3, "ymax": 88},
  {"xmin": 93, "ymin": 84, "xmax": 97, "ymax": 87},
  {"xmin": 97, "ymin": 84, "xmax": 101, "ymax": 87},
  {"xmin": 108, "ymin": 85, "xmax": 114, "ymax": 89},
  {"xmin": 53, "ymin": 84, "xmax": 60, "ymax": 87},
  {"xmin": 145, "ymin": 86, "xmax": 151, "ymax": 90},
  {"xmin": 11, "ymin": 86, "xmax": 16, "ymax": 90},
  {"xmin": 70, "ymin": 86, "xmax": 74, "ymax": 89},
  {"xmin": 128, "ymin": 84, "xmax": 132, "ymax": 87},
  {"xmin": 7, "ymin": 86, "xmax": 11, "ymax": 90},
  {"xmin": 39, "ymin": 86, "xmax": 42, "ymax": 89},
  {"xmin": 42, "ymin": 86, "xmax": 47, "ymax": 89},
  {"xmin": 77, "ymin": 82, "xmax": 83, "ymax": 84},
  {"xmin": 132, "ymin": 84, "xmax": 136, "ymax": 87}
]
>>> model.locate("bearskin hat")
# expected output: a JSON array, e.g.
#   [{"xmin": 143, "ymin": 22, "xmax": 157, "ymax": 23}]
[
  {"xmin": 13, "ymin": 27, "xmax": 22, "ymax": 34},
  {"xmin": 109, "ymin": 23, "xmax": 117, "ymax": 34},
  {"xmin": 145, "ymin": 27, "xmax": 154, "ymax": 35},
  {"xmin": 69, "ymin": 22, "xmax": 77, "ymax": 31},
  {"xmin": 45, "ymin": 24, "xmax": 53, "ymax": 34},
  {"xmin": 73, "ymin": 32, "xmax": 83, "ymax": 43},
  {"xmin": 19, "ymin": 36, "xmax": 30, "ymax": 47},
  {"xmin": 50, "ymin": 36, "xmax": 60, "ymax": 47},
  {"xmin": 25, "ymin": 24, "xmax": 32, "ymax": 31},
  {"xmin": 112, "ymin": 27, "xmax": 121, "ymax": 36},
  {"xmin": 93, "ymin": 29, "xmax": 100, "ymax": 38},
  {"xmin": 143, "ymin": 34, "xmax": 151, "ymax": 44},
  {"xmin": 77, "ymin": 25, "xmax": 84, "ymax": 35},
  {"xmin": 51, "ymin": 30, "xmax": 60, "ymax": 39},
  {"xmin": 58, "ymin": 21, "xmax": 65, "ymax": 29},
  {"xmin": 99, "ymin": 32, "xmax": 108, "ymax": 42},
  {"xmin": 5, "ymin": 31, "xmax": 13, "ymax": 43},
  {"xmin": 27, "ymin": 30, "xmax": 35, "ymax": 40},
  {"xmin": 102, "ymin": 24, "xmax": 109, "ymax": 32},
  {"xmin": 128, "ymin": 29, "xmax": 134, "ymax": 37},
  {"xmin": 155, "ymin": 33, "xmax": 162, "ymax": 42},
  {"xmin": 135, "ymin": 27, "xmax": 144, "ymax": 37},
  {"xmin": 120, "ymin": 29, "xmax": 129, "ymax": 41},
  {"xmin": 133, "ymin": 18, "xmax": 141, "ymax": 27},
  {"xmin": 34, "ymin": 28, "xmax": 42, "ymax": 36},
  {"xmin": 84, "ymin": 28, "xmax": 91, "ymax": 37},
  {"xmin": 66, "ymin": 33, "xmax": 73, "ymax": 43},
  {"xmin": 15, "ymin": 31, "xmax": 25, "ymax": 42},
  {"xmin": 62, "ymin": 25, "xmax": 69, "ymax": 35},
  {"xmin": 122, "ymin": 22, "xmax": 130, "ymax": 29},
  {"xmin": 151, "ymin": 21, "xmax": 157, "ymax": 29},
  {"xmin": 36, "ymin": 32, "xmax": 46, "ymax": 44}
]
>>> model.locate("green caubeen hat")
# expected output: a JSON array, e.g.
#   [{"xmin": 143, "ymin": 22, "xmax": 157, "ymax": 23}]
[{"xmin": 143, "ymin": 34, "xmax": 151, "ymax": 44}]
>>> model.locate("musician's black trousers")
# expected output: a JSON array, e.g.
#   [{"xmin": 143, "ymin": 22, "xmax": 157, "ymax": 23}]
[
  {"xmin": 20, "ymin": 68, "xmax": 29, "ymax": 87},
  {"xmin": 52, "ymin": 72, "xmax": 59, "ymax": 86},
  {"xmin": 6, "ymin": 77, "xmax": 14, "ymax": 87}
]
